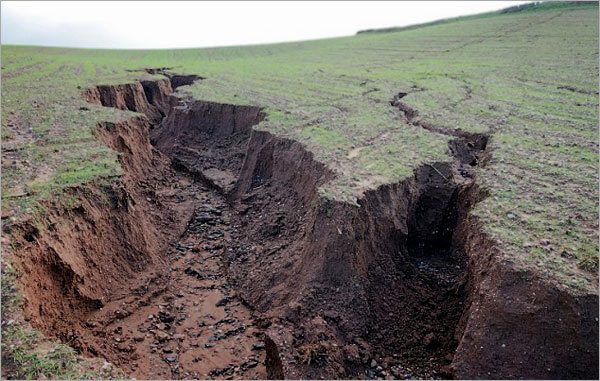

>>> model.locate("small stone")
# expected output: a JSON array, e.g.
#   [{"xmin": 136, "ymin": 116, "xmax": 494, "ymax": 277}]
[
  {"xmin": 115, "ymin": 309, "xmax": 130, "ymax": 319},
  {"xmin": 165, "ymin": 356, "xmax": 177, "ymax": 363},
  {"xmin": 370, "ymin": 359, "xmax": 378, "ymax": 368},
  {"xmin": 196, "ymin": 213, "xmax": 214, "ymax": 223},
  {"xmin": 184, "ymin": 267, "xmax": 203, "ymax": 279},
  {"xmin": 252, "ymin": 342, "xmax": 266, "ymax": 350},
  {"xmin": 159, "ymin": 311, "xmax": 175, "ymax": 323},
  {"xmin": 216, "ymin": 297, "xmax": 231, "ymax": 307},
  {"xmin": 155, "ymin": 331, "xmax": 170, "ymax": 342},
  {"xmin": 163, "ymin": 347, "xmax": 173, "ymax": 353},
  {"xmin": 116, "ymin": 342, "xmax": 133, "ymax": 352},
  {"xmin": 201, "ymin": 204, "xmax": 222, "ymax": 215}
]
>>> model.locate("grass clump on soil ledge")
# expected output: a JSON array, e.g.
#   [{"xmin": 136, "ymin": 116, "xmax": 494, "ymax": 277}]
[{"xmin": 1, "ymin": 1, "xmax": 598, "ymax": 296}]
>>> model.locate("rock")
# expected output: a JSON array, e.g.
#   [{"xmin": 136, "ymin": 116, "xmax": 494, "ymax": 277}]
[
  {"xmin": 163, "ymin": 347, "xmax": 173, "ymax": 353},
  {"xmin": 265, "ymin": 223, "xmax": 280, "ymax": 236},
  {"xmin": 165, "ymin": 356, "xmax": 177, "ymax": 363},
  {"xmin": 224, "ymin": 326, "xmax": 246, "ymax": 337},
  {"xmin": 216, "ymin": 296, "xmax": 231, "ymax": 307},
  {"xmin": 209, "ymin": 230, "xmax": 224, "ymax": 238},
  {"xmin": 371, "ymin": 359, "xmax": 378, "ymax": 368},
  {"xmin": 252, "ymin": 342, "xmax": 266, "ymax": 350},
  {"xmin": 159, "ymin": 311, "xmax": 175, "ymax": 323},
  {"xmin": 243, "ymin": 360, "xmax": 259, "ymax": 369},
  {"xmin": 155, "ymin": 330, "xmax": 170, "ymax": 342},
  {"xmin": 204, "ymin": 243, "xmax": 223, "ymax": 251},
  {"xmin": 209, "ymin": 367, "xmax": 233, "ymax": 377},
  {"xmin": 196, "ymin": 213, "xmax": 215, "ymax": 223},
  {"xmin": 184, "ymin": 266, "xmax": 203, "ymax": 279},
  {"xmin": 115, "ymin": 309, "xmax": 130, "ymax": 319},
  {"xmin": 201, "ymin": 204, "xmax": 222, "ymax": 215},
  {"xmin": 117, "ymin": 342, "xmax": 133, "ymax": 352}
]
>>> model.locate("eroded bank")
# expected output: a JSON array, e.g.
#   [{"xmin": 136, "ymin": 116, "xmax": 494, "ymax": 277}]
[{"xmin": 4, "ymin": 72, "xmax": 598, "ymax": 380}]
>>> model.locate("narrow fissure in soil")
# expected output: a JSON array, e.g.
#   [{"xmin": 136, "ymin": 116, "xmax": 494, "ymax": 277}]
[{"xmin": 4, "ymin": 74, "xmax": 597, "ymax": 380}]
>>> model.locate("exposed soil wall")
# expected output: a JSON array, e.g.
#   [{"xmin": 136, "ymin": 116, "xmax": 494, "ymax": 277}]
[
  {"xmin": 7, "ymin": 115, "xmax": 192, "ymax": 345},
  {"xmin": 452, "ymin": 203, "xmax": 599, "ymax": 379},
  {"xmin": 220, "ymin": 142, "xmax": 471, "ymax": 378},
  {"xmin": 5, "ymin": 74, "xmax": 597, "ymax": 380},
  {"xmin": 151, "ymin": 90, "xmax": 598, "ymax": 379}
]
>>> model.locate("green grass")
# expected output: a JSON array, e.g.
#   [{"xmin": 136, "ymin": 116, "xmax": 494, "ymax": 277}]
[{"xmin": 1, "ymin": 2, "xmax": 598, "ymax": 291}]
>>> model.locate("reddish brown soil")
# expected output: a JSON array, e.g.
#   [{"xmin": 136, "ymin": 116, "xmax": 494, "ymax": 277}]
[
  {"xmin": 3, "ymin": 72, "xmax": 598, "ymax": 380},
  {"xmin": 79, "ymin": 184, "xmax": 266, "ymax": 379}
]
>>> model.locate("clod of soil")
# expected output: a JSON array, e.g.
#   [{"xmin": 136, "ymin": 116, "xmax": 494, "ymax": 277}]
[{"xmin": 4, "ymin": 73, "xmax": 598, "ymax": 380}]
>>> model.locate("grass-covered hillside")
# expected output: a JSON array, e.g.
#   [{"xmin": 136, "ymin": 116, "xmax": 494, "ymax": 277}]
[{"xmin": 1, "ymin": 1, "xmax": 598, "ymax": 291}]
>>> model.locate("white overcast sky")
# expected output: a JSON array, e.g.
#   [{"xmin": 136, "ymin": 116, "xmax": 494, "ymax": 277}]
[{"xmin": 1, "ymin": 1, "xmax": 528, "ymax": 49}]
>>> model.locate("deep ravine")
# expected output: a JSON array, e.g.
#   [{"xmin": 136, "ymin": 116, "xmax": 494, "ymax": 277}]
[{"xmin": 5, "ymin": 71, "xmax": 598, "ymax": 381}]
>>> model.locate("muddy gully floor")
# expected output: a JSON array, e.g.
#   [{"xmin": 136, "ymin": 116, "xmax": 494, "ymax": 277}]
[{"xmin": 83, "ymin": 177, "xmax": 266, "ymax": 379}]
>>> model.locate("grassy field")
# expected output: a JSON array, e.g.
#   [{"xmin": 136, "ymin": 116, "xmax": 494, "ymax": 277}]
[{"xmin": 1, "ymin": 1, "xmax": 598, "ymax": 294}]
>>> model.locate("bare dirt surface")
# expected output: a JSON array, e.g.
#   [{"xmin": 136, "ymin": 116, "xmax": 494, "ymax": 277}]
[
  {"xmin": 82, "ymin": 183, "xmax": 266, "ymax": 379},
  {"xmin": 4, "ymin": 72, "xmax": 598, "ymax": 380}
]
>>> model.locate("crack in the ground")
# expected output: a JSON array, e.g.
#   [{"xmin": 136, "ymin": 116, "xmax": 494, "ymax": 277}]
[{"xmin": 5, "ymin": 72, "xmax": 598, "ymax": 381}]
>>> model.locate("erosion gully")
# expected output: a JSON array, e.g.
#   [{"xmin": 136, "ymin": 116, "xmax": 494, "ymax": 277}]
[{"xmin": 6, "ymin": 71, "xmax": 597, "ymax": 380}]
